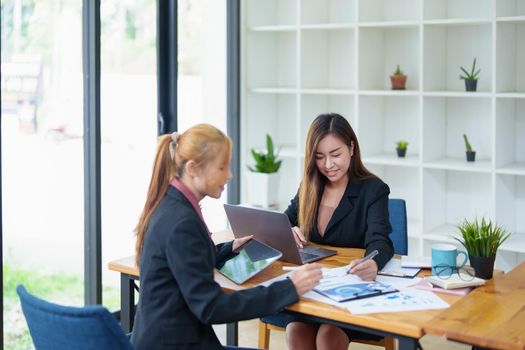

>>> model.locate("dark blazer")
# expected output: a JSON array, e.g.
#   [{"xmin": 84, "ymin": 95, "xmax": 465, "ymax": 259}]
[
  {"xmin": 285, "ymin": 177, "xmax": 394, "ymax": 269},
  {"xmin": 131, "ymin": 187, "xmax": 298, "ymax": 350}
]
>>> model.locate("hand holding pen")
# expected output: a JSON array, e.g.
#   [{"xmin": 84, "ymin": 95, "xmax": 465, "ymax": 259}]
[{"xmin": 347, "ymin": 249, "xmax": 379, "ymax": 281}]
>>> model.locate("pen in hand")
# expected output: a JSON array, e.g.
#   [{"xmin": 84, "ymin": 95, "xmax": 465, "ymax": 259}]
[{"xmin": 346, "ymin": 249, "xmax": 379, "ymax": 274}]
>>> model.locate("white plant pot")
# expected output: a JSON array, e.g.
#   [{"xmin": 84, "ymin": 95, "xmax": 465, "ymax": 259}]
[{"xmin": 245, "ymin": 171, "xmax": 280, "ymax": 208}]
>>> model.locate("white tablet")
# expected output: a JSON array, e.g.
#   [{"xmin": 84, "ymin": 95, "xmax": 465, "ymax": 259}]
[{"xmin": 217, "ymin": 239, "xmax": 282, "ymax": 284}]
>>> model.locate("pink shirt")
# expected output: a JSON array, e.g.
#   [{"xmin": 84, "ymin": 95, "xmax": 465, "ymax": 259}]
[{"xmin": 170, "ymin": 177, "xmax": 213, "ymax": 241}]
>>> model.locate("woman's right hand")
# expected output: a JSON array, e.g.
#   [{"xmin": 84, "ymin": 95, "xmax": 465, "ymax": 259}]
[
  {"xmin": 291, "ymin": 226, "xmax": 307, "ymax": 248},
  {"xmin": 289, "ymin": 263, "xmax": 323, "ymax": 296}
]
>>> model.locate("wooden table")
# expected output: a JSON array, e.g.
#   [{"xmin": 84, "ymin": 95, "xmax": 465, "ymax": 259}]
[
  {"xmin": 424, "ymin": 261, "xmax": 525, "ymax": 350},
  {"xmin": 108, "ymin": 230, "xmax": 464, "ymax": 349}
]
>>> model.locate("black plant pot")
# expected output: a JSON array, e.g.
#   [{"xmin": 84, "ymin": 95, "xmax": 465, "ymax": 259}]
[
  {"xmin": 465, "ymin": 79, "xmax": 478, "ymax": 92},
  {"xmin": 469, "ymin": 254, "xmax": 495, "ymax": 279},
  {"xmin": 466, "ymin": 151, "xmax": 476, "ymax": 162},
  {"xmin": 396, "ymin": 148, "xmax": 407, "ymax": 158}
]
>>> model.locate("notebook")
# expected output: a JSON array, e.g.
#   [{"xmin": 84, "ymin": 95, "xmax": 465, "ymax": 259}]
[
  {"xmin": 425, "ymin": 274, "xmax": 486, "ymax": 290},
  {"xmin": 378, "ymin": 258, "xmax": 420, "ymax": 278}
]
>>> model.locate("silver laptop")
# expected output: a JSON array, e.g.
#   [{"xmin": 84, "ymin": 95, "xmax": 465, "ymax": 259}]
[{"xmin": 224, "ymin": 204, "xmax": 337, "ymax": 264}]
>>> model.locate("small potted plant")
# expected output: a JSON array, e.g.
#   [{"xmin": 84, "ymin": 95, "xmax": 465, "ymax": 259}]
[
  {"xmin": 459, "ymin": 58, "xmax": 481, "ymax": 92},
  {"xmin": 390, "ymin": 65, "xmax": 407, "ymax": 90},
  {"xmin": 395, "ymin": 140, "xmax": 409, "ymax": 158},
  {"xmin": 246, "ymin": 134, "xmax": 282, "ymax": 207},
  {"xmin": 463, "ymin": 134, "xmax": 476, "ymax": 162},
  {"xmin": 455, "ymin": 217, "xmax": 511, "ymax": 279}
]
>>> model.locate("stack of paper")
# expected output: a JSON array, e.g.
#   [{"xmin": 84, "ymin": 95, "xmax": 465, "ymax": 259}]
[{"xmin": 425, "ymin": 274, "xmax": 486, "ymax": 289}]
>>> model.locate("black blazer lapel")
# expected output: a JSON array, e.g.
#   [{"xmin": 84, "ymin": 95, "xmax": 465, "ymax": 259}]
[{"xmin": 323, "ymin": 179, "xmax": 361, "ymax": 234}]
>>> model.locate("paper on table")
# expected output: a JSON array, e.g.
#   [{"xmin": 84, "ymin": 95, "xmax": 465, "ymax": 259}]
[
  {"xmin": 412, "ymin": 279, "xmax": 472, "ymax": 296},
  {"xmin": 346, "ymin": 288, "xmax": 449, "ymax": 314},
  {"xmin": 401, "ymin": 255, "xmax": 432, "ymax": 268},
  {"xmin": 379, "ymin": 258, "xmax": 421, "ymax": 278}
]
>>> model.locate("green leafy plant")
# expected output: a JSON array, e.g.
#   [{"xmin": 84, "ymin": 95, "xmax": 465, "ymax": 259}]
[
  {"xmin": 455, "ymin": 217, "xmax": 511, "ymax": 257},
  {"xmin": 393, "ymin": 64, "xmax": 405, "ymax": 76},
  {"xmin": 459, "ymin": 58, "xmax": 481, "ymax": 81},
  {"xmin": 248, "ymin": 134, "xmax": 282, "ymax": 173},
  {"xmin": 395, "ymin": 140, "xmax": 409, "ymax": 149},
  {"xmin": 463, "ymin": 134, "xmax": 474, "ymax": 152}
]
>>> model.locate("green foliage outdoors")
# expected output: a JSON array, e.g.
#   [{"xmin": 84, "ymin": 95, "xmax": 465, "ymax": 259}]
[
  {"xmin": 392, "ymin": 64, "xmax": 404, "ymax": 76},
  {"xmin": 395, "ymin": 140, "xmax": 409, "ymax": 149},
  {"xmin": 4, "ymin": 262, "xmax": 120, "ymax": 349},
  {"xmin": 459, "ymin": 58, "xmax": 481, "ymax": 81},
  {"xmin": 248, "ymin": 134, "xmax": 282, "ymax": 173},
  {"xmin": 455, "ymin": 217, "xmax": 511, "ymax": 257},
  {"xmin": 463, "ymin": 134, "xmax": 474, "ymax": 152}
]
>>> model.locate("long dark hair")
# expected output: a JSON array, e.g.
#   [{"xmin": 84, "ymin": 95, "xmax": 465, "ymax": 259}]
[{"xmin": 298, "ymin": 113, "xmax": 374, "ymax": 238}]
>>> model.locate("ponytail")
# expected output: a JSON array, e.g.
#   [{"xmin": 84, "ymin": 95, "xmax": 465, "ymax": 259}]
[{"xmin": 135, "ymin": 135, "xmax": 174, "ymax": 266}]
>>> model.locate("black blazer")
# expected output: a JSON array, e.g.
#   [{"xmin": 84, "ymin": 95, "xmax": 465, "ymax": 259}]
[
  {"xmin": 285, "ymin": 177, "xmax": 394, "ymax": 269},
  {"xmin": 131, "ymin": 187, "xmax": 298, "ymax": 350}
]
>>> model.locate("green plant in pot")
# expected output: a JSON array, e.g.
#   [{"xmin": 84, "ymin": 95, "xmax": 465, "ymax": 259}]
[
  {"xmin": 390, "ymin": 64, "xmax": 407, "ymax": 90},
  {"xmin": 459, "ymin": 58, "xmax": 480, "ymax": 92},
  {"xmin": 463, "ymin": 134, "xmax": 476, "ymax": 162},
  {"xmin": 395, "ymin": 140, "xmax": 409, "ymax": 158},
  {"xmin": 454, "ymin": 217, "xmax": 511, "ymax": 279},
  {"xmin": 246, "ymin": 134, "xmax": 282, "ymax": 207}
]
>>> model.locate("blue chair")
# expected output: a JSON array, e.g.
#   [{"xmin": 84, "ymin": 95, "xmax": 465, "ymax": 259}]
[
  {"xmin": 258, "ymin": 198, "xmax": 408, "ymax": 349},
  {"xmin": 16, "ymin": 285, "xmax": 133, "ymax": 350}
]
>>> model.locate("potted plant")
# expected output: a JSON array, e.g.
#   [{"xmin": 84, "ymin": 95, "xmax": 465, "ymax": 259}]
[
  {"xmin": 245, "ymin": 134, "xmax": 282, "ymax": 208},
  {"xmin": 390, "ymin": 65, "xmax": 407, "ymax": 90},
  {"xmin": 395, "ymin": 140, "xmax": 409, "ymax": 158},
  {"xmin": 463, "ymin": 134, "xmax": 476, "ymax": 162},
  {"xmin": 455, "ymin": 217, "xmax": 511, "ymax": 279},
  {"xmin": 459, "ymin": 58, "xmax": 480, "ymax": 92}
]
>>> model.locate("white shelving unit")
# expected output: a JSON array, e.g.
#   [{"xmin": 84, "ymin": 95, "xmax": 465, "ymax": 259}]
[{"xmin": 241, "ymin": 0, "xmax": 525, "ymax": 271}]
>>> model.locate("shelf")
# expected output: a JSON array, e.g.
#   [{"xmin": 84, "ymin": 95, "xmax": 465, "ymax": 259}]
[
  {"xmin": 364, "ymin": 153, "xmax": 419, "ymax": 167},
  {"xmin": 496, "ymin": 21, "xmax": 525, "ymax": 93},
  {"xmin": 423, "ymin": 158, "xmax": 491, "ymax": 173},
  {"xmin": 496, "ymin": 16, "xmax": 525, "ymax": 23},
  {"xmin": 300, "ymin": 24, "xmax": 354, "ymax": 30},
  {"xmin": 358, "ymin": 21, "xmax": 419, "ymax": 28},
  {"xmin": 246, "ymin": 0, "xmax": 296, "ymax": 27},
  {"xmin": 496, "ymin": 162, "xmax": 525, "ymax": 176},
  {"xmin": 496, "ymin": 0, "xmax": 525, "ymax": 18},
  {"xmin": 500, "ymin": 234, "xmax": 525, "ymax": 253},
  {"xmin": 496, "ymin": 99, "xmax": 525, "ymax": 169},
  {"xmin": 359, "ymin": 0, "xmax": 420, "ymax": 23},
  {"xmin": 496, "ymin": 93, "xmax": 525, "ymax": 98},
  {"xmin": 423, "ymin": 24, "xmax": 492, "ymax": 92},
  {"xmin": 359, "ymin": 90, "xmax": 419, "ymax": 96},
  {"xmin": 423, "ymin": 224, "xmax": 458, "ymax": 244},
  {"xmin": 250, "ymin": 87, "xmax": 296, "ymax": 94},
  {"xmin": 424, "ymin": 0, "xmax": 492, "ymax": 21},
  {"xmin": 301, "ymin": 88, "xmax": 355, "ymax": 95},
  {"xmin": 423, "ymin": 19, "xmax": 492, "ymax": 26},
  {"xmin": 249, "ymin": 25, "xmax": 296, "ymax": 32},
  {"xmin": 301, "ymin": 0, "xmax": 355, "ymax": 25},
  {"xmin": 422, "ymin": 91, "xmax": 491, "ymax": 98}
]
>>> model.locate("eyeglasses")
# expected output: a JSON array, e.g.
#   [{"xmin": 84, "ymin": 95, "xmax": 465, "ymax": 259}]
[{"xmin": 432, "ymin": 264, "xmax": 475, "ymax": 281}]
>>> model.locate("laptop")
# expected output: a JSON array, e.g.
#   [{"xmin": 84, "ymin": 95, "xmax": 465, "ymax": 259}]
[{"xmin": 224, "ymin": 204, "xmax": 337, "ymax": 264}]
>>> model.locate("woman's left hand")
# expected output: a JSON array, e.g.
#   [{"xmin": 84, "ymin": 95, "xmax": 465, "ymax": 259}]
[
  {"xmin": 232, "ymin": 235, "xmax": 253, "ymax": 252},
  {"xmin": 348, "ymin": 259, "xmax": 378, "ymax": 281}
]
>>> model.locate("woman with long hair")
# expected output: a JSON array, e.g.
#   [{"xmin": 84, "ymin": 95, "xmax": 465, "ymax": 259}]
[
  {"xmin": 131, "ymin": 123, "xmax": 322, "ymax": 350},
  {"xmin": 284, "ymin": 113, "xmax": 394, "ymax": 350}
]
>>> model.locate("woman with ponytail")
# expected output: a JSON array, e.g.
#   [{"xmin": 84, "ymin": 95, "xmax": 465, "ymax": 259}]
[
  {"xmin": 131, "ymin": 124, "xmax": 322, "ymax": 350},
  {"xmin": 282, "ymin": 114, "xmax": 394, "ymax": 350}
]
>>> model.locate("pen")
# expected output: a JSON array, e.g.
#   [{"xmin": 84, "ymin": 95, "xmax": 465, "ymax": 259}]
[
  {"xmin": 282, "ymin": 266, "xmax": 300, "ymax": 271},
  {"xmin": 347, "ymin": 249, "xmax": 379, "ymax": 273}
]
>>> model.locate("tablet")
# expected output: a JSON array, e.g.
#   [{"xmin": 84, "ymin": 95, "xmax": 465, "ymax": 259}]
[{"xmin": 217, "ymin": 239, "xmax": 282, "ymax": 284}]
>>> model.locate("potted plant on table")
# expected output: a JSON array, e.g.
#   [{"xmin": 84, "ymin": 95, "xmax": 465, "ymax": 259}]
[
  {"xmin": 246, "ymin": 134, "xmax": 282, "ymax": 208},
  {"xmin": 459, "ymin": 58, "xmax": 481, "ymax": 92},
  {"xmin": 390, "ymin": 65, "xmax": 407, "ymax": 90},
  {"xmin": 455, "ymin": 217, "xmax": 511, "ymax": 279},
  {"xmin": 463, "ymin": 134, "xmax": 476, "ymax": 162},
  {"xmin": 395, "ymin": 140, "xmax": 409, "ymax": 158}
]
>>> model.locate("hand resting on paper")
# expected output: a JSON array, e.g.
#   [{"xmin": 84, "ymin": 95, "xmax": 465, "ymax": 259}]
[
  {"xmin": 348, "ymin": 259, "xmax": 378, "ymax": 281},
  {"xmin": 289, "ymin": 263, "xmax": 323, "ymax": 296}
]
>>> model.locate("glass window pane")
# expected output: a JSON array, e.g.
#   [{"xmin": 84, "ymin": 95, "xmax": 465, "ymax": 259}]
[
  {"xmin": 100, "ymin": 0, "xmax": 157, "ymax": 310},
  {"xmin": 1, "ymin": 0, "xmax": 84, "ymax": 347},
  {"xmin": 178, "ymin": 0, "xmax": 228, "ymax": 232}
]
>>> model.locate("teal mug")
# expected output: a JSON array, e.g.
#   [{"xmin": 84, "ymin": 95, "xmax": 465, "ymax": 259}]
[{"xmin": 431, "ymin": 243, "xmax": 468, "ymax": 276}]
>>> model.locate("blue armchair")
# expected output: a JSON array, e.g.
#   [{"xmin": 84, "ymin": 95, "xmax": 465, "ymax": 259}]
[
  {"xmin": 16, "ymin": 285, "xmax": 133, "ymax": 350},
  {"xmin": 258, "ymin": 198, "xmax": 408, "ymax": 349}
]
